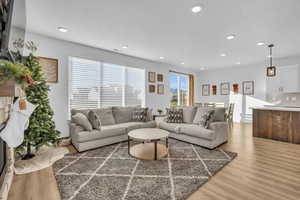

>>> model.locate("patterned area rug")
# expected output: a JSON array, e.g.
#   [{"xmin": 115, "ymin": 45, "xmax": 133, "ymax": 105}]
[{"xmin": 53, "ymin": 139, "xmax": 237, "ymax": 200}]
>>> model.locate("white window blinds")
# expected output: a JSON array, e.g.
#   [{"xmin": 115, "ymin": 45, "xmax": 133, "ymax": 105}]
[{"xmin": 69, "ymin": 57, "xmax": 145, "ymax": 110}]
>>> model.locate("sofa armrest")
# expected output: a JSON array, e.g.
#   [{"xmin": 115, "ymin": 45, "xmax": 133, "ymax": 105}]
[
  {"xmin": 208, "ymin": 122, "xmax": 228, "ymax": 142},
  {"xmin": 69, "ymin": 122, "xmax": 84, "ymax": 141}
]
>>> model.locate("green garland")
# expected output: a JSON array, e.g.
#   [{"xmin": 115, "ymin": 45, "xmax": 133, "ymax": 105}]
[{"xmin": 0, "ymin": 59, "xmax": 33, "ymax": 88}]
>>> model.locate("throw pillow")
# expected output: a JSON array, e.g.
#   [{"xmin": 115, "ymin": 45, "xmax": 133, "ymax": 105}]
[
  {"xmin": 132, "ymin": 108, "xmax": 149, "ymax": 122},
  {"xmin": 71, "ymin": 113, "xmax": 93, "ymax": 131},
  {"xmin": 193, "ymin": 108, "xmax": 215, "ymax": 128},
  {"xmin": 166, "ymin": 108, "xmax": 184, "ymax": 123},
  {"xmin": 88, "ymin": 110, "xmax": 101, "ymax": 130},
  {"xmin": 212, "ymin": 107, "xmax": 226, "ymax": 122}
]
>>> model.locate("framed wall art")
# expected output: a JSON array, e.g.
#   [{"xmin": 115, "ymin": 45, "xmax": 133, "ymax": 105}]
[
  {"xmin": 233, "ymin": 83, "xmax": 239, "ymax": 94},
  {"xmin": 149, "ymin": 85, "xmax": 155, "ymax": 93},
  {"xmin": 38, "ymin": 57, "xmax": 58, "ymax": 83},
  {"xmin": 212, "ymin": 85, "xmax": 217, "ymax": 95},
  {"xmin": 157, "ymin": 84, "xmax": 164, "ymax": 95},
  {"xmin": 243, "ymin": 81, "xmax": 254, "ymax": 95},
  {"xmin": 202, "ymin": 84, "xmax": 210, "ymax": 96},
  {"xmin": 220, "ymin": 82, "xmax": 230, "ymax": 95},
  {"xmin": 157, "ymin": 74, "xmax": 164, "ymax": 82},
  {"xmin": 148, "ymin": 72, "xmax": 156, "ymax": 83}
]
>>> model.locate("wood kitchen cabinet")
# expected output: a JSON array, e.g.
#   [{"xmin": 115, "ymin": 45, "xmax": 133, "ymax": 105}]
[{"xmin": 253, "ymin": 109, "xmax": 300, "ymax": 144}]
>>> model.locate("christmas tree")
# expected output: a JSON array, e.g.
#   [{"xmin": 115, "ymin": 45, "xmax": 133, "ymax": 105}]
[{"xmin": 18, "ymin": 42, "xmax": 60, "ymax": 159}]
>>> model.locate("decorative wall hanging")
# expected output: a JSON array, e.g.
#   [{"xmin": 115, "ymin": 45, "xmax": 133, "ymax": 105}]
[
  {"xmin": 220, "ymin": 82, "xmax": 230, "ymax": 95},
  {"xmin": 148, "ymin": 72, "xmax": 156, "ymax": 83},
  {"xmin": 202, "ymin": 84, "xmax": 210, "ymax": 96},
  {"xmin": 243, "ymin": 81, "xmax": 254, "ymax": 95},
  {"xmin": 157, "ymin": 74, "xmax": 164, "ymax": 82},
  {"xmin": 266, "ymin": 44, "xmax": 276, "ymax": 77},
  {"xmin": 38, "ymin": 57, "xmax": 58, "ymax": 83},
  {"xmin": 233, "ymin": 83, "xmax": 239, "ymax": 94},
  {"xmin": 157, "ymin": 84, "xmax": 164, "ymax": 95},
  {"xmin": 149, "ymin": 85, "xmax": 155, "ymax": 93},
  {"xmin": 212, "ymin": 85, "xmax": 217, "ymax": 95}
]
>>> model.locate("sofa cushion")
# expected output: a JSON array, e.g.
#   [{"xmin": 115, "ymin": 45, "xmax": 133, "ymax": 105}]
[
  {"xmin": 166, "ymin": 108, "xmax": 184, "ymax": 123},
  {"xmin": 178, "ymin": 106, "xmax": 197, "ymax": 123},
  {"xmin": 92, "ymin": 107, "xmax": 115, "ymax": 125},
  {"xmin": 213, "ymin": 107, "xmax": 226, "ymax": 122},
  {"xmin": 71, "ymin": 113, "xmax": 93, "ymax": 131},
  {"xmin": 115, "ymin": 122, "xmax": 144, "ymax": 132},
  {"xmin": 158, "ymin": 121, "xmax": 181, "ymax": 133},
  {"xmin": 139, "ymin": 121, "xmax": 157, "ymax": 129},
  {"xmin": 180, "ymin": 124, "xmax": 215, "ymax": 140},
  {"xmin": 88, "ymin": 110, "xmax": 101, "ymax": 130},
  {"xmin": 73, "ymin": 124, "xmax": 126, "ymax": 143},
  {"xmin": 112, "ymin": 107, "xmax": 137, "ymax": 124}
]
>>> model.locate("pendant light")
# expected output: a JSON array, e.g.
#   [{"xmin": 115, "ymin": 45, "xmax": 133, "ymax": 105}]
[{"xmin": 267, "ymin": 44, "xmax": 276, "ymax": 77}]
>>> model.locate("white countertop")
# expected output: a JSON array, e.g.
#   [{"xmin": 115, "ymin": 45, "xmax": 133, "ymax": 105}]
[{"xmin": 251, "ymin": 106, "xmax": 300, "ymax": 112}]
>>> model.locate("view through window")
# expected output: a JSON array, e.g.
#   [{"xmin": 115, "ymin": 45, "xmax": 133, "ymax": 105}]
[
  {"xmin": 69, "ymin": 57, "xmax": 145, "ymax": 110},
  {"xmin": 169, "ymin": 73, "xmax": 189, "ymax": 107}
]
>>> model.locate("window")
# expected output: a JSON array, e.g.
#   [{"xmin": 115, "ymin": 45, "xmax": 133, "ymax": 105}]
[
  {"xmin": 169, "ymin": 73, "xmax": 189, "ymax": 107},
  {"xmin": 69, "ymin": 57, "xmax": 145, "ymax": 110}
]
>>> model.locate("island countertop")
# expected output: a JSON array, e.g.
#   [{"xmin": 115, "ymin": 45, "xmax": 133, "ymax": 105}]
[{"xmin": 251, "ymin": 106, "xmax": 300, "ymax": 112}]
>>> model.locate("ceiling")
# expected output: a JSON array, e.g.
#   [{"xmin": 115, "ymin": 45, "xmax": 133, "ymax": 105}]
[{"xmin": 26, "ymin": 0, "xmax": 300, "ymax": 71}]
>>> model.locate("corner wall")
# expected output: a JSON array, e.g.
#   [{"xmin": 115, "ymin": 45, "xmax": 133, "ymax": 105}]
[{"xmin": 26, "ymin": 32, "xmax": 199, "ymax": 137}]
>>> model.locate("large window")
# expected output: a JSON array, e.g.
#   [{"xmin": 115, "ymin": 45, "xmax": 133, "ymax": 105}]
[
  {"xmin": 69, "ymin": 57, "xmax": 145, "ymax": 110},
  {"xmin": 169, "ymin": 73, "xmax": 189, "ymax": 107}
]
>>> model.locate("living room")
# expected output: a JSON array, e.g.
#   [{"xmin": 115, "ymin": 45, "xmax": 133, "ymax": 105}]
[{"xmin": 0, "ymin": 0, "xmax": 300, "ymax": 200}]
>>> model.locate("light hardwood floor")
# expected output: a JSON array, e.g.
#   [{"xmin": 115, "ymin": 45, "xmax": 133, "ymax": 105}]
[{"xmin": 8, "ymin": 123, "xmax": 300, "ymax": 200}]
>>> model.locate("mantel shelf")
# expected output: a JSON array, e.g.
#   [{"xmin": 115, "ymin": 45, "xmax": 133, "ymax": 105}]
[{"xmin": 0, "ymin": 80, "xmax": 21, "ymax": 97}]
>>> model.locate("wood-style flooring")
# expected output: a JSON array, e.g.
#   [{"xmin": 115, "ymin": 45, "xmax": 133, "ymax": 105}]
[{"xmin": 8, "ymin": 123, "xmax": 300, "ymax": 200}]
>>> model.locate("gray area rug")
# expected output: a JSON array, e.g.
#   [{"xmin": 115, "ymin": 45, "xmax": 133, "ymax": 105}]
[{"xmin": 53, "ymin": 139, "xmax": 237, "ymax": 200}]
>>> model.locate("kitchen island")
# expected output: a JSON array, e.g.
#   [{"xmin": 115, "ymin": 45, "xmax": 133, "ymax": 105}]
[{"xmin": 252, "ymin": 106, "xmax": 300, "ymax": 144}]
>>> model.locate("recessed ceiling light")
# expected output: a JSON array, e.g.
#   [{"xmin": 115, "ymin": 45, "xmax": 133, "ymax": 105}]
[
  {"xmin": 226, "ymin": 34, "xmax": 236, "ymax": 40},
  {"xmin": 57, "ymin": 27, "xmax": 68, "ymax": 33},
  {"xmin": 159, "ymin": 56, "xmax": 165, "ymax": 60},
  {"xmin": 200, "ymin": 67, "xmax": 206, "ymax": 70},
  {"xmin": 236, "ymin": 61, "xmax": 241, "ymax": 65},
  {"xmin": 191, "ymin": 5, "xmax": 202, "ymax": 13},
  {"xmin": 122, "ymin": 45, "xmax": 128, "ymax": 49},
  {"xmin": 181, "ymin": 62, "xmax": 185, "ymax": 65},
  {"xmin": 257, "ymin": 42, "xmax": 265, "ymax": 46},
  {"xmin": 220, "ymin": 53, "xmax": 226, "ymax": 57}
]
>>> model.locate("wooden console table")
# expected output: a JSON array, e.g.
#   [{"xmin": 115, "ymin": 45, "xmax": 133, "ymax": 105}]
[{"xmin": 253, "ymin": 107, "xmax": 300, "ymax": 144}]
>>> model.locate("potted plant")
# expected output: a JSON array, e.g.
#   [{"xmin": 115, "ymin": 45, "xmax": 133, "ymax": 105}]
[{"xmin": 157, "ymin": 109, "xmax": 163, "ymax": 115}]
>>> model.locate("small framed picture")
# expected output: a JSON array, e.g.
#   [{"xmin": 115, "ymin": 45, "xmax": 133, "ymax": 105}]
[
  {"xmin": 148, "ymin": 72, "xmax": 156, "ymax": 83},
  {"xmin": 220, "ymin": 82, "xmax": 230, "ymax": 95},
  {"xmin": 157, "ymin": 74, "xmax": 164, "ymax": 82},
  {"xmin": 38, "ymin": 57, "xmax": 58, "ymax": 83},
  {"xmin": 243, "ymin": 81, "xmax": 254, "ymax": 95},
  {"xmin": 157, "ymin": 84, "xmax": 164, "ymax": 95},
  {"xmin": 202, "ymin": 84, "xmax": 210, "ymax": 96},
  {"xmin": 233, "ymin": 83, "xmax": 239, "ymax": 94},
  {"xmin": 149, "ymin": 85, "xmax": 155, "ymax": 93}
]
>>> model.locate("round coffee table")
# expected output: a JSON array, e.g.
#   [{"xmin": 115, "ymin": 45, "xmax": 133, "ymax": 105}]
[{"xmin": 128, "ymin": 128, "xmax": 169, "ymax": 160}]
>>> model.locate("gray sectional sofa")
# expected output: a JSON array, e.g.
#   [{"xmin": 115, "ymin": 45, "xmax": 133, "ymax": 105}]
[
  {"xmin": 69, "ymin": 107, "xmax": 156, "ymax": 152},
  {"xmin": 158, "ymin": 107, "xmax": 228, "ymax": 149}
]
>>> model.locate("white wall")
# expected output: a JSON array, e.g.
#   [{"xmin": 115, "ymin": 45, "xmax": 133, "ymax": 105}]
[
  {"xmin": 196, "ymin": 56, "xmax": 300, "ymax": 123},
  {"xmin": 26, "ymin": 32, "xmax": 199, "ymax": 137}
]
